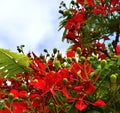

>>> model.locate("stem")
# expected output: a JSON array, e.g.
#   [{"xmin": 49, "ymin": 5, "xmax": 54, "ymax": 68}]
[
  {"xmin": 98, "ymin": 48, "xmax": 111, "ymax": 58},
  {"xmin": 5, "ymin": 105, "xmax": 13, "ymax": 113},
  {"xmin": 112, "ymin": 32, "xmax": 119, "ymax": 52}
]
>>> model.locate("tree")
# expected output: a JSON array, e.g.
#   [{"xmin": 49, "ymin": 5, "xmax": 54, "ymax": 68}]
[{"xmin": 0, "ymin": 0, "xmax": 120, "ymax": 112}]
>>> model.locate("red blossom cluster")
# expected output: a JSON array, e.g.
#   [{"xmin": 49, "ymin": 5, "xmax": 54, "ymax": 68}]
[
  {"xmin": 0, "ymin": 51, "xmax": 107, "ymax": 113},
  {"xmin": 59, "ymin": 0, "xmax": 120, "ymax": 59}
]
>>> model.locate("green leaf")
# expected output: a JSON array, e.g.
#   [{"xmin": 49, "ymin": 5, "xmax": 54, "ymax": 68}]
[
  {"xmin": 0, "ymin": 48, "xmax": 31, "ymax": 78},
  {"xmin": 117, "ymin": 56, "xmax": 120, "ymax": 66}
]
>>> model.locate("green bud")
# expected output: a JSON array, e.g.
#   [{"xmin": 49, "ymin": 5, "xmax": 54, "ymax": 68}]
[
  {"xmin": 108, "ymin": 43, "xmax": 111, "ymax": 47},
  {"xmin": 63, "ymin": 78, "xmax": 68, "ymax": 85},
  {"xmin": 64, "ymin": 10, "xmax": 71, "ymax": 16},
  {"xmin": 61, "ymin": 63, "xmax": 66, "ymax": 68},
  {"xmin": 46, "ymin": 53, "xmax": 50, "ymax": 57},
  {"xmin": 53, "ymin": 48, "xmax": 57, "ymax": 54},
  {"xmin": 59, "ymin": 10, "xmax": 64, "ymax": 14},
  {"xmin": 68, "ymin": 85, "xmax": 72, "ymax": 89},
  {"xmin": 80, "ymin": 56, "xmax": 86, "ymax": 63},
  {"xmin": 90, "ymin": 72, "xmax": 96, "ymax": 78},
  {"xmin": 62, "ymin": 58, "xmax": 66, "ymax": 62},
  {"xmin": 71, "ymin": 0, "xmax": 75, "ymax": 5},
  {"xmin": 35, "ymin": 97, "xmax": 39, "ymax": 100},
  {"xmin": 14, "ymin": 97, "xmax": 19, "ymax": 101},
  {"xmin": 49, "ymin": 102, "xmax": 54, "ymax": 109},
  {"xmin": 76, "ymin": 47, "xmax": 81, "ymax": 54},
  {"xmin": 44, "ymin": 49, "xmax": 48, "ymax": 53},
  {"xmin": 8, "ymin": 93, "xmax": 14, "ymax": 99},
  {"xmin": 54, "ymin": 60, "xmax": 61, "ymax": 69},
  {"xmin": 57, "ymin": 53, "xmax": 62, "ymax": 59},
  {"xmin": 110, "ymin": 74, "xmax": 117, "ymax": 84},
  {"xmin": 93, "ymin": 55, "xmax": 98, "ymax": 60},
  {"xmin": 21, "ymin": 83, "xmax": 27, "ymax": 90},
  {"xmin": 72, "ymin": 57, "xmax": 76, "ymax": 62},
  {"xmin": 101, "ymin": 60, "xmax": 107, "ymax": 68},
  {"xmin": 67, "ymin": 58, "xmax": 72, "ymax": 64}
]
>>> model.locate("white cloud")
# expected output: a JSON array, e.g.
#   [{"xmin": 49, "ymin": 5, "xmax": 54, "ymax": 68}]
[{"xmin": 0, "ymin": 0, "xmax": 68, "ymax": 54}]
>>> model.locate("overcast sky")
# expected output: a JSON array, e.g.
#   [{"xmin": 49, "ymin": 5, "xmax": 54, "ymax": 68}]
[{"xmin": 0, "ymin": 0, "xmax": 70, "ymax": 55}]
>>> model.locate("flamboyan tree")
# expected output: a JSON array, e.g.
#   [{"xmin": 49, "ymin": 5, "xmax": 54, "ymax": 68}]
[{"xmin": 0, "ymin": 0, "xmax": 120, "ymax": 113}]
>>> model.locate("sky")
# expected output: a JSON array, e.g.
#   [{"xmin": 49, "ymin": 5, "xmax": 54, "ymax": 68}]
[{"xmin": 0, "ymin": 0, "xmax": 70, "ymax": 55}]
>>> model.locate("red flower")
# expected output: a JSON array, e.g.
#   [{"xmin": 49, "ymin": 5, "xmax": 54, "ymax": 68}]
[
  {"xmin": 0, "ymin": 90, "xmax": 3, "ymax": 99},
  {"xmin": 110, "ymin": 6, "xmax": 120, "ymax": 13},
  {"xmin": 94, "ymin": 42, "xmax": 105, "ymax": 50},
  {"xmin": 73, "ymin": 13, "xmax": 84, "ymax": 23},
  {"xmin": 65, "ymin": 19, "xmax": 74, "ymax": 30},
  {"xmin": 65, "ymin": 32, "xmax": 76, "ymax": 40},
  {"xmin": 103, "ymin": 36, "xmax": 110, "ymax": 41},
  {"xmin": 91, "ymin": 6, "xmax": 108, "ymax": 16},
  {"xmin": 0, "ymin": 108, "xmax": 10, "ymax": 113},
  {"xmin": 99, "ymin": 53, "xmax": 106, "ymax": 60},
  {"xmin": 66, "ymin": 50, "xmax": 75, "ymax": 58},
  {"xmin": 82, "ymin": 82, "xmax": 96, "ymax": 94},
  {"xmin": 30, "ymin": 78, "xmax": 46, "ymax": 90},
  {"xmin": 110, "ymin": 0, "xmax": 119, "ymax": 5},
  {"xmin": 116, "ymin": 45, "xmax": 120, "ymax": 55},
  {"xmin": 0, "ymin": 78, "xmax": 4, "ymax": 86},
  {"xmin": 77, "ymin": 0, "xmax": 84, "ymax": 5},
  {"xmin": 30, "ymin": 93, "xmax": 42, "ymax": 108},
  {"xmin": 93, "ymin": 99, "xmax": 106, "ymax": 106},
  {"xmin": 77, "ymin": 0, "xmax": 94, "ymax": 6},
  {"xmin": 71, "ymin": 61, "xmax": 94, "ymax": 80},
  {"xmin": 61, "ymin": 88, "xmax": 71, "ymax": 99},
  {"xmin": 19, "ymin": 91, "xmax": 27, "ymax": 98},
  {"xmin": 13, "ymin": 102, "xmax": 28, "ymax": 113},
  {"xmin": 87, "ymin": 0, "xmax": 95, "ymax": 6},
  {"xmin": 75, "ymin": 100, "xmax": 87, "ymax": 111},
  {"xmin": 30, "ymin": 53, "xmax": 46, "ymax": 75},
  {"xmin": 9, "ymin": 89, "xmax": 19, "ymax": 98}
]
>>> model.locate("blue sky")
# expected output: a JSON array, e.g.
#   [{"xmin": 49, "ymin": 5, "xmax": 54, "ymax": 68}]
[{"xmin": 0, "ymin": 0, "xmax": 70, "ymax": 55}]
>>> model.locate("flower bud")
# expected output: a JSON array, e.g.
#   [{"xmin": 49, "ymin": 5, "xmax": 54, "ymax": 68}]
[
  {"xmin": 110, "ymin": 74, "xmax": 117, "ymax": 84},
  {"xmin": 67, "ymin": 58, "xmax": 72, "ymax": 64},
  {"xmin": 76, "ymin": 47, "xmax": 81, "ymax": 54},
  {"xmin": 57, "ymin": 53, "xmax": 62, "ymax": 59},
  {"xmin": 68, "ymin": 85, "xmax": 72, "ymax": 89},
  {"xmin": 33, "ymin": 79, "xmax": 38, "ymax": 82},
  {"xmin": 90, "ymin": 72, "xmax": 95, "ymax": 78},
  {"xmin": 49, "ymin": 102, "xmax": 54, "ymax": 109},
  {"xmin": 101, "ymin": 59, "xmax": 107, "ymax": 68},
  {"xmin": 61, "ymin": 63, "xmax": 66, "ymax": 68},
  {"xmin": 80, "ymin": 56, "xmax": 85, "ymax": 63},
  {"xmin": 43, "ymin": 49, "xmax": 48, "ymax": 53},
  {"xmin": 21, "ymin": 83, "xmax": 27, "ymax": 90},
  {"xmin": 8, "ymin": 93, "xmax": 14, "ymax": 99},
  {"xmin": 54, "ymin": 60, "xmax": 61, "ymax": 69},
  {"xmin": 72, "ymin": 57, "xmax": 76, "ymax": 62},
  {"xmin": 71, "ymin": 0, "xmax": 75, "ymax": 5},
  {"xmin": 53, "ymin": 48, "xmax": 57, "ymax": 54},
  {"xmin": 58, "ymin": 10, "xmax": 64, "ymax": 14},
  {"xmin": 64, "ymin": 10, "xmax": 71, "ymax": 16},
  {"xmin": 63, "ymin": 78, "xmax": 68, "ymax": 85}
]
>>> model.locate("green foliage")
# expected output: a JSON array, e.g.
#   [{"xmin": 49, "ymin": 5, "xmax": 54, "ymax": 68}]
[{"xmin": 0, "ymin": 48, "xmax": 31, "ymax": 78}]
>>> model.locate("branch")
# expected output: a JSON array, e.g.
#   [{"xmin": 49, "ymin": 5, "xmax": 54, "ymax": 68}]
[{"xmin": 112, "ymin": 32, "xmax": 120, "ymax": 52}]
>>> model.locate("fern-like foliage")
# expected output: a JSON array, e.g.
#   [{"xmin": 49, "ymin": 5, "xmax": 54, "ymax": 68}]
[{"xmin": 0, "ymin": 48, "xmax": 31, "ymax": 78}]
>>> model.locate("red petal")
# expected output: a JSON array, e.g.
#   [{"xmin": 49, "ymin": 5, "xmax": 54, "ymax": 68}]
[
  {"xmin": 110, "ymin": 0, "xmax": 119, "ymax": 4},
  {"xmin": 116, "ymin": 45, "xmax": 120, "ymax": 55},
  {"xmin": 93, "ymin": 99, "xmax": 106, "ymax": 106},
  {"xmin": 75, "ymin": 100, "xmax": 87, "ymax": 111},
  {"xmin": 61, "ymin": 88, "xmax": 71, "ymax": 99},
  {"xmin": 66, "ymin": 50, "xmax": 75, "ymax": 58}
]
